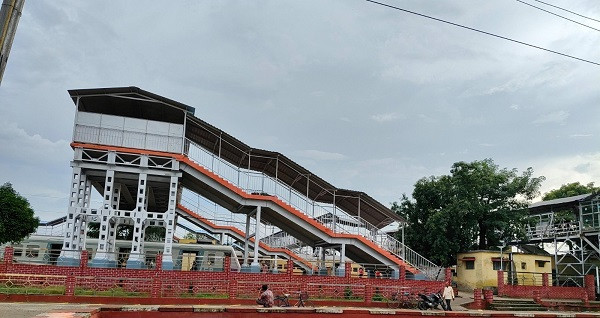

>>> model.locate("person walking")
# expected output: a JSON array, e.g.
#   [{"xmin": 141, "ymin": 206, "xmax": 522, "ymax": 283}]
[
  {"xmin": 256, "ymin": 284, "xmax": 274, "ymax": 307},
  {"xmin": 442, "ymin": 282, "xmax": 455, "ymax": 311}
]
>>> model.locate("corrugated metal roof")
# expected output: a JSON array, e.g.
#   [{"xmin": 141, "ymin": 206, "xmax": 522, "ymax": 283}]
[{"xmin": 529, "ymin": 193, "xmax": 592, "ymax": 209}]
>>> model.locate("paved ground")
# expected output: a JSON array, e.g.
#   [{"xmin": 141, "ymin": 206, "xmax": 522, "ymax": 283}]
[
  {"xmin": 0, "ymin": 303, "xmax": 98, "ymax": 318},
  {"xmin": 0, "ymin": 291, "xmax": 588, "ymax": 318}
]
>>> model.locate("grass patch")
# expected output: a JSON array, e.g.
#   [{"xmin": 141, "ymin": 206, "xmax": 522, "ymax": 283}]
[
  {"xmin": 0, "ymin": 285, "xmax": 65, "ymax": 295},
  {"xmin": 178, "ymin": 292, "xmax": 228, "ymax": 299},
  {"xmin": 74, "ymin": 287, "xmax": 149, "ymax": 297}
]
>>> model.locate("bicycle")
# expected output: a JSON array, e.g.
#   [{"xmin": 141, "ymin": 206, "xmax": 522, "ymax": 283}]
[
  {"xmin": 387, "ymin": 290, "xmax": 417, "ymax": 309},
  {"xmin": 274, "ymin": 293, "xmax": 291, "ymax": 307},
  {"xmin": 294, "ymin": 291, "xmax": 314, "ymax": 307}
]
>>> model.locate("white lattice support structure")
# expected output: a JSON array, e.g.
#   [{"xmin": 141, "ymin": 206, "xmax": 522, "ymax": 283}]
[
  {"xmin": 126, "ymin": 172, "xmax": 148, "ymax": 268},
  {"xmin": 161, "ymin": 176, "xmax": 179, "ymax": 270},
  {"xmin": 57, "ymin": 166, "xmax": 92, "ymax": 266},
  {"xmin": 90, "ymin": 168, "xmax": 118, "ymax": 267},
  {"xmin": 108, "ymin": 183, "xmax": 122, "ymax": 254}
]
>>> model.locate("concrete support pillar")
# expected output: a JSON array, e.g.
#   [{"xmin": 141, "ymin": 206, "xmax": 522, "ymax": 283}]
[
  {"xmin": 90, "ymin": 169, "xmax": 117, "ymax": 268},
  {"xmin": 241, "ymin": 213, "xmax": 251, "ymax": 271},
  {"xmin": 58, "ymin": 166, "xmax": 90, "ymax": 266},
  {"xmin": 272, "ymin": 254, "xmax": 279, "ymax": 274},
  {"xmin": 107, "ymin": 184, "xmax": 121, "ymax": 255},
  {"xmin": 319, "ymin": 247, "xmax": 327, "ymax": 275},
  {"xmin": 127, "ymin": 172, "xmax": 148, "ymax": 268},
  {"xmin": 250, "ymin": 206, "xmax": 262, "ymax": 272},
  {"xmin": 161, "ymin": 176, "xmax": 179, "ymax": 270},
  {"xmin": 390, "ymin": 265, "xmax": 400, "ymax": 280},
  {"xmin": 336, "ymin": 244, "xmax": 346, "ymax": 277}
]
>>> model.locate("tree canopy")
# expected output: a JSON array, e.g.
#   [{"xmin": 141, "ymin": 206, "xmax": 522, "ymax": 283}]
[
  {"xmin": 392, "ymin": 159, "xmax": 544, "ymax": 266},
  {"xmin": 542, "ymin": 182, "xmax": 598, "ymax": 201},
  {"xmin": 0, "ymin": 182, "xmax": 40, "ymax": 245}
]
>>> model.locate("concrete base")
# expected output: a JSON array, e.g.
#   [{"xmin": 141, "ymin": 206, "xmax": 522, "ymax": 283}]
[
  {"xmin": 56, "ymin": 256, "xmax": 80, "ymax": 267},
  {"xmin": 162, "ymin": 260, "xmax": 174, "ymax": 270},
  {"xmin": 125, "ymin": 259, "xmax": 145, "ymax": 269},
  {"xmin": 240, "ymin": 265, "xmax": 251, "ymax": 273},
  {"xmin": 89, "ymin": 258, "xmax": 118, "ymax": 268},
  {"xmin": 390, "ymin": 269, "xmax": 400, "ymax": 279},
  {"xmin": 249, "ymin": 263, "xmax": 261, "ymax": 273},
  {"xmin": 319, "ymin": 268, "xmax": 328, "ymax": 276},
  {"xmin": 336, "ymin": 267, "xmax": 345, "ymax": 277}
]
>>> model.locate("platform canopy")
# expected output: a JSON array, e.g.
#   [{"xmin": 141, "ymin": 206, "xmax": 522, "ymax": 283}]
[{"xmin": 528, "ymin": 193, "xmax": 594, "ymax": 215}]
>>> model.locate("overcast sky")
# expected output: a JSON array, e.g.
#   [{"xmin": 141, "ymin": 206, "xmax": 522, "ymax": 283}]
[{"xmin": 1, "ymin": 1, "xmax": 598, "ymax": 221}]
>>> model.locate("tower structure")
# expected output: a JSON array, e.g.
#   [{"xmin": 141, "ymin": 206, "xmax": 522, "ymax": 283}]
[
  {"xmin": 57, "ymin": 87, "xmax": 192, "ymax": 269},
  {"xmin": 526, "ymin": 193, "xmax": 600, "ymax": 289},
  {"xmin": 56, "ymin": 86, "xmax": 441, "ymax": 279}
]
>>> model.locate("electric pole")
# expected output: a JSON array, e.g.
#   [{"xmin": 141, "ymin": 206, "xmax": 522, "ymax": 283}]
[{"xmin": 0, "ymin": 0, "xmax": 25, "ymax": 85}]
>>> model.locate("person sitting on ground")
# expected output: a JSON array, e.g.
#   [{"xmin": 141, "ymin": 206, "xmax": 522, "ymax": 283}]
[{"xmin": 256, "ymin": 284, "xmax": 274, "ymax": 307}]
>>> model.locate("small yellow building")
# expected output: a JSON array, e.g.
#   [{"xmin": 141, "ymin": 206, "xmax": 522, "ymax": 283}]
[{"xmin": 455, "ymin": 248, "xmax": 553, "ymax": 290}]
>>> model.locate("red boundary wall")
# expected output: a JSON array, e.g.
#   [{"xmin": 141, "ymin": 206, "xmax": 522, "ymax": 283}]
[
  {"xmin": 497, "ymin": 270, "xmax": 594, "ymax": 301},
  {"xmin": 0, "ymin": 247, "xmax": 445, "ymax": 307}
]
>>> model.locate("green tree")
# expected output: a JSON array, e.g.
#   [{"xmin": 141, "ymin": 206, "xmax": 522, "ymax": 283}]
[
  {"xmin": 0, "ymin": 182, "xmax": 40, "ymax": 245},
  {"xmin": 393, "ymin": 159, "xmax": 544, "ymax": 266},
  {"xmin": 542, "ymin": 182, "xmax": 598, "ymax": 201}
]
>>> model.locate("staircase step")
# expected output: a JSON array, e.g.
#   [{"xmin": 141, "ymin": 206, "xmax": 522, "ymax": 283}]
[{"xmin": 490, "ymin": 300, "xmax": 547, "ymax": 311}]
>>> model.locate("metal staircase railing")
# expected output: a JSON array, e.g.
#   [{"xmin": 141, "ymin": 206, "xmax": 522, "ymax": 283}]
[
  {"xmin": 526, "ymin": 213, "xmax": 580, "ymax": 241},
  {"xmin": 184, "ymin": 138, "xmax": 443, "ymax": 279}
]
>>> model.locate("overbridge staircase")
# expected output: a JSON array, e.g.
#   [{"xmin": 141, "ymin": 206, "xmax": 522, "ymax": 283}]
[
  {"xmin": 181, "ymin": 139, "xmax": 443, "ymax": 279},
  {"xmin": 176, "ymin": 203, "xmax": 315, "ymax": 272}
]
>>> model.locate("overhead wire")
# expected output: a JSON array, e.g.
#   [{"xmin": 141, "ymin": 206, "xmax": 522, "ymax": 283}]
[
  {"xmin": 531, "ymin": 0, "xmax": 600, "ymax": 23},
  {"xmin": 364, "ymin": 0, "xmax": 600, "ymax": 66},
  {"xmin": 515, "ymin": 0, "xmax": 600, "ymax": 32}
]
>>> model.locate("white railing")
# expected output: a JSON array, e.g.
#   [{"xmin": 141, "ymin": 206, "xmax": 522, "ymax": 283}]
[
  {"xmin": 34, "ymin": 224, "xmax": 66, "ymax": 237},
  {"xmin": 526, "ymin": 213, "xmax": 580, "ymax": 240},
  {"xmin": 183, "ymin": 138, "xmax": 442, "ymax": 279}
]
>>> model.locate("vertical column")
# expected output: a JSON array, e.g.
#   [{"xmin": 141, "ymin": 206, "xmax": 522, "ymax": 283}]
[
  {"xmin": 250, "ymin": 206, "xmax": 262, "ymax": 272},
  {"xmin": 107, "ymin": 184, "xmax": 121, "ymax": 255},
  {"xmin": 336, "ymin": 244, "xmax": 346, "ymax": 277},
  {"xmin": 242, "ymin": 213, "xmax": 251, "ymax": 271},
  {"xmin": 272, "ymin": 254, "xmax": 278, "ymax": 274},
  {"xmin": 90, "ymin": 169, "xmax": 117, "ymax": 267},
  {"xmin": 161, "ymin": 176, "xmax": 179, "ymax": 270},
  {"xmin": 320, "ymin": 247, "xmax": 327, "ymax": 275},
  {"xmin": 58, "ymin": 166, "xmax": 87, "ymax": 266},
  {"xmin": 390, "ymin": 264, "xmax": 400, "ymax": 280},
  {"xmin": 127, "ymin": 172, "xmax": 148, "ymax": 268}
]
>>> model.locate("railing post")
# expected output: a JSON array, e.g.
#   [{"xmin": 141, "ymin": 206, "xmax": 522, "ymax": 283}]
[
  {"xmin": 399, "ymin": 265, "xmax": 406, "ymax": 283},
  {"xmin": 542, "ymin": 273, "xmax": 549, "ymax": 287},
  {"xmin": 345, "ymin": 262, "xmax": 352, "ymax": 279},
  {"xmin": 497, "ymin": 270, "xmax": 505, "ymax": 296},
  {"xmin": 79, "ymin": 250, "xmax": 88, "ymax": 269},
  {"xmin": 287, "ymin": 259, "xmax": 294, "ymax": 277},
  {"xmin": 151, "ymin": 276, "xmax": 161, "ymax": 298},
  {"xmin": 155, "ymin": 253, "xmax": 163, "ymax": 271},
  {"xmin": 473, "ymin": 289, "xmax": 483, "ymax": 309},
  {"xmin": 2, "ymin": 246, "xmax": 14, "ymax": 272},
  {"xmin": 585, "ymin": 274, "xmax": 596, "ymax": 301},
  {"xmin": 65, "ymin": 275, "xmax": 76, "ymax": 297},
  {"xmin": 365, "ymin": 284, "xmax": 373, "ymax": 305},
  {"xmin": 225, "ymin": 256, "xmax": 231, "ymax": 278},
  {"xmin": 483, "ymin": 289, "xmax": 494, "ymax": 305}
]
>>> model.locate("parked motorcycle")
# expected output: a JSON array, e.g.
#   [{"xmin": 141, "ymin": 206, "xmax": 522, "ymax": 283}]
[{"xmin": 417, "ymin": 292, "xmax": 447, "ymax": 310}]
